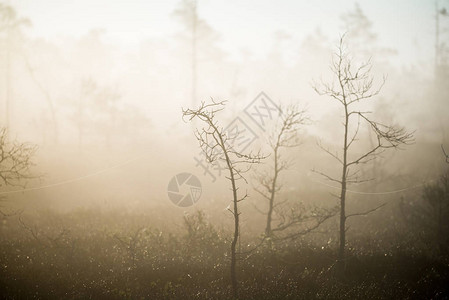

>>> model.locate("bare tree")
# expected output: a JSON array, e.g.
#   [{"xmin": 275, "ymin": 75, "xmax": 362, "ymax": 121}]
[
  {"xmin": 183, "ymin": 100, "xmax": 265, "ymax": 298},
  {"xmin": 313, "ymin": 36, "xmax": 414, "ymax": 267},
  {"xmin": 267, "ymin": 203, "xmax": 337, "ymax": 243},
  {"xmin": 0, "ymin": 127, "xmax": 37, "ymax": 216},
  {"xmin": 254, "ymin": 105, "xmax": 309, "ymax": 237}
]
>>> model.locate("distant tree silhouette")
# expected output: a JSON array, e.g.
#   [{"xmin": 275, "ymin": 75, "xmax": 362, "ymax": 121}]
[
  {"xmin": 173, "ymin": 0, "xmax": 224, "ymax": 107},
  {"xmin": 22, "ymin": 54, "xmax": 59, "ymax": 144},
  {"xmin": 76, "ymin": 78, "xmax": 97, "ymax": 151},
  {"xmin": 434, "ymin": 2, "xmax": 449, "ymax": 144},
  {"xmin": 340, "ymin": 2, "xmax": 395, "ymax": 60},
  {"xmin": 0, "ymin": 4, "xmax": 30, "ymax": 129},
  {"xmin": 69, "ymin": 77, "xmax": 149, "ymax": 150}
]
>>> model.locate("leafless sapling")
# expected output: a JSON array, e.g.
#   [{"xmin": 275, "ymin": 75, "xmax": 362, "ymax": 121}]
[
  {"xmin": 254, "ymin": 105, "xmax": 335, "ymax": 243},
  {"xmin": 183, "ymin": 100, "xmax": 265, "ymax": 298},
  {"xmin": 312, "ymin": 36, "xmax": 414, "ymax": 265}
]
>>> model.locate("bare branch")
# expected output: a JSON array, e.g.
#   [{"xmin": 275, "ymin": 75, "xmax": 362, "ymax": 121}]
[
  {"xmin": 442, "ymin": 145, "xmax": 449, "ymax": 164},
  {"xmin": 253, "ymin": 104, "xmax": 309, "ymax": 239},
  {"xmin": 346, "ymin": 203, "xmax": 387, "ymax": 219},
  {"xmin": 317, "ymin": 140, "xmax": 343, "ymax": 164},
  {"xmin": 311, "ymin": 169, "xmax": 342, "ymax": 184},
  {"xmin": 0, "ymin": 127, "xmax": 38, "ymax": 188},
  {"xmin": 273, "ymin": 206, "xmax": 338, "ymax": 241}
]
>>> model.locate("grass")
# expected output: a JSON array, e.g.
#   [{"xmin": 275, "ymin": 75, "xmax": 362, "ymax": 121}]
[{"xmin": 0, "ymin": 209, "xmax": 447, "ymax": 299}]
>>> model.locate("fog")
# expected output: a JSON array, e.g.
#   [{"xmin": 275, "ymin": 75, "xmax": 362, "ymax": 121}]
[{"xmin": 0, "ymin": 1, "xmax": 448, "ymax": 299}]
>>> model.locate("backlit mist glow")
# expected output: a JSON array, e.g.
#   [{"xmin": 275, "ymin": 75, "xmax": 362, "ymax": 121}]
[{"xmin": 0, "ymin": 1, "xmax": 448, "ymax": 298}]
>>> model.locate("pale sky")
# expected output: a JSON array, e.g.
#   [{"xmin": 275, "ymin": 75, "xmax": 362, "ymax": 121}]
[{"xmin": 10, "ymin": 0, "xmax": 440, "ymax": 66}]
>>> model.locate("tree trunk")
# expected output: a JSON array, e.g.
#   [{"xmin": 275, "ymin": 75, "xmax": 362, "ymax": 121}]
[
  {"xmin": 230, "ymin": 175, "xmax": 239, "ymax": 299},
  {"xmin": 265, "ymin": 204, "xmax": 273, "ymax": 237},
  {"xmin": 265, "ymin": 147, "xmax": 279, "ymax": 238},
  {"xmin": 224, "ymin": 150, "xmax": 239, "ymax": 299},
  {"xmin": 338, "ymin": 104, "xmax": 349, "ymax": 269},
  {"xmin": 338, "ymin": 180, "xmax": 346, "ymax": 262},
  {"xmin": 230, "ymin": 199, "xmax": 239, "ymax": 298}
]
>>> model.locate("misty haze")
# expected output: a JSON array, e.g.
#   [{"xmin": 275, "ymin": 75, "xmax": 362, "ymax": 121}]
[{"xmin": 0, "ymin": 0, "xmax": 448, "ymax": 299}]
